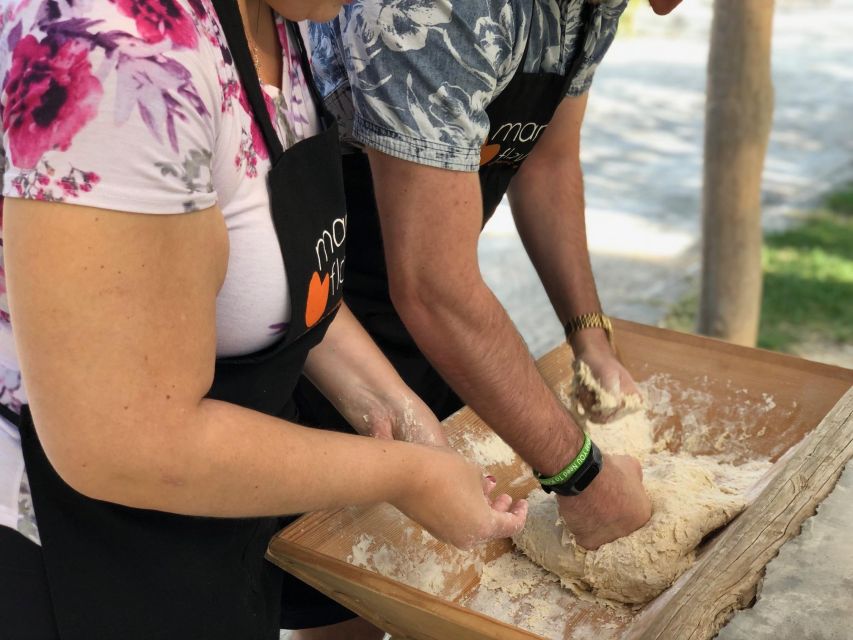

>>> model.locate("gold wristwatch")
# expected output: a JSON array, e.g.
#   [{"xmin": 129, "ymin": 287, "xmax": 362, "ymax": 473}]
[{"xmin": 564, "ymin": 312, "xmax": 615, "ymax": 348}]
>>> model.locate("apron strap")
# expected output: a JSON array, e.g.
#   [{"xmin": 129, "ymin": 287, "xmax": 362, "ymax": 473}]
[
  {"xmin": 287, "ymin": 23, "xmax": 337, "ymax": 130},
  {"xmin": 0, "ymin": 402, "xmax": 20, "ymax": 427},
  {"xmin": 561, "ymin": 0, "xmax": 595, "ymax": 95},
  {"xmin": 211, "ymin": 0, "xmax": 285, "ymax": 161},
  {"xmin": 518, "ymin": 0, "xmax": 594, "ymax": 92}
]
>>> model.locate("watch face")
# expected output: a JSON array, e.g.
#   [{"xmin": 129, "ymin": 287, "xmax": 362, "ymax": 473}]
[
  {"xmin": 572, "ymin": 464, "xmax": 599, "ymax": 493},
  {"xmin": 539, "ymin": 442, "xmax": 603, "ymax": 496},
  {"xmin": 565, "ymin": 443, "xmax": 603, "ymax": 495}
]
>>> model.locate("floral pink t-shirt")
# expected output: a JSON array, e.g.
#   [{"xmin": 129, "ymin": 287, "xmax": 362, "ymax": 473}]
[{"xmin": 0, "ymin": 0, "xmax": 321, "ymax": 543}]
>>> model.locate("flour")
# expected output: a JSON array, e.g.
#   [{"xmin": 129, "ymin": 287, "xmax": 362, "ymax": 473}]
[
  {"xmin": 643, "ymin": 372, "xmax": 793, "ymax": 462},
  {"xmin": 465, "ymin": 550, "xmax": 630, "ymax": 640},
  {"xmin": 457, "ymin": 429, "xmax": 518, "ymax": 468},
  {"xmin": 347, "ymin": 526, "xmax": 483, "ymax": 597},
  {"xmin": 347, "ymin": 370, "xmax": 779, "ymax": 633},
  {"xmin": 484, "ymin": 374, "xmax": 773, "ymax": 610},
  {"xmin": 480, "ymin": 547, "xmax": 558, "ymax": 597},
  {"xmin": 395, "ymin": 396, "xmax": 441, "ymax": 445}
]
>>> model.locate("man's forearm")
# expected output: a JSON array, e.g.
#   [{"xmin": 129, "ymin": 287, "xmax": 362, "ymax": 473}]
[
  {"xmin": 507, "ymin": 94, "xmax": 610, "ymax": 352},
  {"xmin": 368, "ymin": 150, "xmax": 584, "ymax": 475},
  {"xmin": 509, "ymin": 156, "xmax": 601, "ymax": 327},
  {"xmin": 394, "ymin": 273, "xmax": 584, "ymax": 475}
]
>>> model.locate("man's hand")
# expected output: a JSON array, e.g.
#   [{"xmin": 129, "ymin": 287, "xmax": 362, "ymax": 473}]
[
  {"xmin": 571, "ymin": 329, "xmax": 642, "ymax": 423},
  {"xmin": 557, "ymin": 454, "xmax": 651, "ymax": 550}
]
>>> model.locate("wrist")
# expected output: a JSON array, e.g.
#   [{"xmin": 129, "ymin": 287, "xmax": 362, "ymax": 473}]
[
  {"xmin": 536, "ymin": 434, "xmax": 603, "ymax": 496},
  {"xmin": 568, "ymin": 327, "xmax": 611, "ymax": 356},
  {"xmin": 389, "ymin": 442, "xmax": 449, "ymax": 511},
  {"xmin": 535, "ymin": 418, "xmax": 586, "ymax": 476},
  {"xmin": 556, "ymin": 453, "xmax": 610, "ymax": 510},
  {"xmin": 564, "ymin": 313, "xmax": 614, "ymax": 356}
]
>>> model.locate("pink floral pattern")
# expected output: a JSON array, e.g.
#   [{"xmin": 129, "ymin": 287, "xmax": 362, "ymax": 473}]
[
  {"xmin": 0, "ymin": 197, "xmax": 8, "ymax": 325},
  {"xmin": 1, "ymin": 0, "xmax": 213, "ymax": 196},
  {"xmin": 0, "ymin": 0, "xmax": 322, "ymax": 546},
  {"xmin": 9, "ymin": 162, "xmax": 100, "ymax": 201},
  {"xmin": 3, "ymin": 34, "xmax": 103, "ymax": 169},
  {"xmin": 113, "ymin": 0, "xmax": 198, "ymax": 48}
]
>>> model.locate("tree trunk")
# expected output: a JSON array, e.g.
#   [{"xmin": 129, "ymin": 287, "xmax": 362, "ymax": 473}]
[{"xmin": 698, "ymin": 0, "xmax": 775, "ymax": 346}]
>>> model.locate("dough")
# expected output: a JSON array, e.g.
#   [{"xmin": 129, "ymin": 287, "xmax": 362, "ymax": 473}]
[
  {"xmin": 514, "ymin": 456, "xmax": 751, "ymax": 604},
  {"xmin": 513, "ymin": 413, "xmax": 770, "ymax": 605}
]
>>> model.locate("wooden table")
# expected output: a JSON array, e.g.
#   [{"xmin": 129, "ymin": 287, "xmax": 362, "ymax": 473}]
[{"xmin": 268, "ymin": 320, "xmax": 853, "ymax": 640}]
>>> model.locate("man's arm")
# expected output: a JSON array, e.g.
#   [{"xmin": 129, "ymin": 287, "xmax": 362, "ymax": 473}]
[
  {"xmin": 367, "ymin": 149, "xmax": 584, "ymax": 477},
  {"xmin": 508, "ymin": 95, "xmax": 640, "ymax": 408},
  {"xmin": 368, "ymin": 150, "xmax": 651, "ymax": 548}
]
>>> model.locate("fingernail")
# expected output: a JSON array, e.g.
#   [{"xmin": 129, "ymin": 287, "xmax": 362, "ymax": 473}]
[{"xmin": 486, "ymin": 475, "xmax": 496, "ymax": 483}]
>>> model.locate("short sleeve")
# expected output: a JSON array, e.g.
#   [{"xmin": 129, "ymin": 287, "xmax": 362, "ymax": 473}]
[
  {"xmin": 0, "ymin": 0, "xmax": 220, "ymax": 214},
  {"xmin": 315, "ymin": 0, "xmax": 508, "ymax": 172},
  {"xmin": 565, "ymin": 0, "xmax": 627, "ymax": 97}
]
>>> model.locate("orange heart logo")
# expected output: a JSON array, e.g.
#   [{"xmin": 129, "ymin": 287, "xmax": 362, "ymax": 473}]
[
  {"xmin": 479, "ymin": 143, "xmax": 500, "ymax": 166},
  {"xmin": 305, "ymin": 271, "xmax": 330, "ymax": 328}
]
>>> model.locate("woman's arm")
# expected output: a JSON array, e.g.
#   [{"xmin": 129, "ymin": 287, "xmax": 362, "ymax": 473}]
[
  {"xmin": 4, "ymin": 198, "xmax": 525, "ymax": 549},
  {"xmin": 303, "ymin": 304, "xmax": 449, "ymax": 446}
]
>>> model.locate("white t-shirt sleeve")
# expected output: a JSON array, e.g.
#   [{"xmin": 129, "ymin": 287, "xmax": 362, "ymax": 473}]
[{"xmin": 0, "ymin": 0, "xmax": 221, "ymax": 214}]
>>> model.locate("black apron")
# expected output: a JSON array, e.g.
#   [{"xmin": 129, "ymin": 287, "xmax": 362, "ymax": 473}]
[
  {"xmin": 295, "ymin": 2, "xmax": 594, "ymax": 428},
  {"xmin": 1, "ymin": 5, "xmax": 347, "ymax": 638}
]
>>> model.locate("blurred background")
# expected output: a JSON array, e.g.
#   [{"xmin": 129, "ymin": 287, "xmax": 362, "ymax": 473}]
[{"xmin": 480, "ymin": 0, "xmax": 853, "ymax": 368}]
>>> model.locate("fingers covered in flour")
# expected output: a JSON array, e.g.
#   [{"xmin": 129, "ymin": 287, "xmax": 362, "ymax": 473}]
[
  {"xmin": 572, "ymin": 356, "xmax": 644, "ymax": 423},
  {"xmin": 393, "ymin": 446, "xmax": 528, "ymax": 550}
]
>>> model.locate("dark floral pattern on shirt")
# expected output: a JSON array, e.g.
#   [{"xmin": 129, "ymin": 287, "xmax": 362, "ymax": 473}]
[{"xmin": 310, "ymin": 0, "xmax": 627, "ymax": 171}]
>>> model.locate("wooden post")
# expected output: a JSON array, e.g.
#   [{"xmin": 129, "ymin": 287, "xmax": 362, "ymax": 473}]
[{"xmin": 697, "ymin": 0, "xmax": 775, "ymax": 346}]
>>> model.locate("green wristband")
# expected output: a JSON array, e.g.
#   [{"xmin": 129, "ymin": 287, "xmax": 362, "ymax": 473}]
[{"xmin": 536, "ymin": 433, "xmax": 592, "ymax": 486}]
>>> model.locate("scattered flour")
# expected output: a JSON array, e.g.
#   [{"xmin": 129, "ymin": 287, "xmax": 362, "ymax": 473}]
[
  {"xmin": 347, "ymin": 370, "xmax": 782, "ymax": 638},
  {"xmin": 466, "ymin": 372, "xmax": 777, "ymax": 635},
  {"xmin": 456, "ymin": 429, "xmax": 518, "ymax": 468},
  {"xmin": 465, "ymin": 550, "xmax": 630, "ymax": 640},
  {"xmin": 347, "ymin": 527, "xmax": 483, "ymax": 598},
  {"xmin": 510, "ymin": 384, "xmax": 773, "ymax": 606}
]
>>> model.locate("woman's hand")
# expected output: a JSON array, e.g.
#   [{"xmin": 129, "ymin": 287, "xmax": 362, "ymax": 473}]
[
  {"xmin": 392, "ymin": 445, "xmax": 527, "ymax": 550},
  {"xmin": 360, "ymin": 393, "xmax": 449, "ymax": 447}
]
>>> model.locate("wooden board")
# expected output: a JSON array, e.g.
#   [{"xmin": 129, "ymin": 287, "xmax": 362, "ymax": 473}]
[{"xmin": 268, "ymin": 320, "xmax": 853, "ymax": 640}]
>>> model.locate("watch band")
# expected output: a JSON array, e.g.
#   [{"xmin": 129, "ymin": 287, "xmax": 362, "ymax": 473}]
[
  {"xmin": 564, "ymin": 312, "xmax": 615, "ymax": 348},
  {"xmin": 537, "ymin": 438, "xmax": 603, "ymax": 497}
]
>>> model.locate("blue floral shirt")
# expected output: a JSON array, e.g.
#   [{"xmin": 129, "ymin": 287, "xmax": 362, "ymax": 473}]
[{"xmin": 309, "ymin": 0, "xmax": 627, "ymax": 171}]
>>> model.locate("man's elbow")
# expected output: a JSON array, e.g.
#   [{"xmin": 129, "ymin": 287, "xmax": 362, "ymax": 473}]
[
  {"xmin": 388, "ymin": 270, "xmax": 434, "ymax": 330},
  {"xmin": 387, "ymin": 265, "xmax": 480, "ymax": 335}
]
